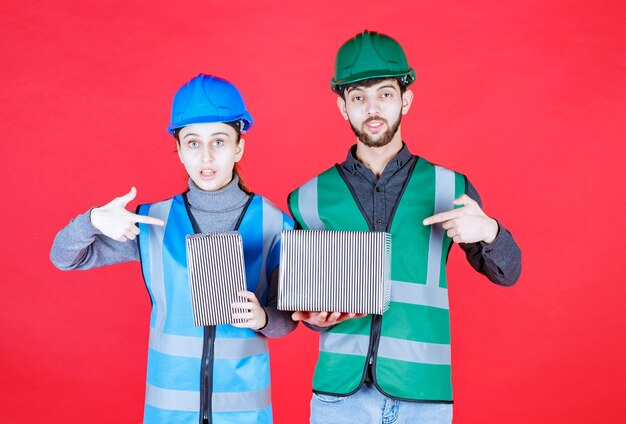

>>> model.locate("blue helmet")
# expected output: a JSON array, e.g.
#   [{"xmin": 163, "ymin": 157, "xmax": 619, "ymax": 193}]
[{"xmin": 167, "ymin": 74, "xmax": 253, "ymax": 135}]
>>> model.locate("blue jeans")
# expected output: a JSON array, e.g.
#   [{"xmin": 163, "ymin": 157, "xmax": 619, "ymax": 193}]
[{"xmin": 310, "ymin": 383, "xmax": 452, "ymax": 424}]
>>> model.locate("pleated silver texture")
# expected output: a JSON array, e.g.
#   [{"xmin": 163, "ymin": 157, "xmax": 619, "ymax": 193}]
[
  {"xmin": 186, "ymin": 232, "xmax": 247, "ymax": 326},
  {"xmin": 278, "ymin": 230, "xmax": 391, "ymax": 315}
]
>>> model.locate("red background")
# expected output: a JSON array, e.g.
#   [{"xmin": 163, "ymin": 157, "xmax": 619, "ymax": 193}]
[{"xmin": 2, "ymin": 1, "xmax": 625, "ymax": 422}]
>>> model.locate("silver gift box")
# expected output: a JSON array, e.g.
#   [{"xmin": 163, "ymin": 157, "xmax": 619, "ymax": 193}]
[
  {"xmin": 186, "ymin": 232, "xmax": 247, "ymax": 326},
  {"xmin": 278, "ymin": 230, "xmax": 391, "ymax": 315}
]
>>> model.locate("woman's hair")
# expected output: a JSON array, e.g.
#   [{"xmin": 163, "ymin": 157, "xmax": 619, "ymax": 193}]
[{"xmin": 173, "ymin": 121, "xmax": 250, "ymax": 193}]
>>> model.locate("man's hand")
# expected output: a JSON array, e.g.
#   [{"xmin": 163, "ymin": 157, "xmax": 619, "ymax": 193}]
[
  {"xmin": 422, "ymin": 194, "xmax": 498, "ymax": 244},
  {"xmin": 231, "ymin": 291, "xmax": 267, "ymax": 330},
  {"xmin": 90, "ymin": 187, "xmax": 164, "ymax": 242},
  {"xmin": 291, "ymin": 311, "xmax": 366, "ymax": 328}
]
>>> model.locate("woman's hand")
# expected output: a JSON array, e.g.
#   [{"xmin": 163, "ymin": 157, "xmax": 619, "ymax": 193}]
[
  {"xmin": 231, "ymin": 291, "xmax": 268, "ymax": 330},
  {"xmin": 90, "ymin": 187, "xmax": 164, "ymax": 242}
]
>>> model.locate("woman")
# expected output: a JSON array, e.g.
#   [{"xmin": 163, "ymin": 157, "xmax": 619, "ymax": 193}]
[{"xmin": 50, "ymin": 74, "xmax": 296, "ymax": 424}]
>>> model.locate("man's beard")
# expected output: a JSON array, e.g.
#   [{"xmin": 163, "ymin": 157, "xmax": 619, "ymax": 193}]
[{"xmin": 350, "ymin": 113, "xmax": 402, "ymax": 148}]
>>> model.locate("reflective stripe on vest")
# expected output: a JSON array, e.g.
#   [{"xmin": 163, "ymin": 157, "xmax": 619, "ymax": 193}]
[
  {"xmin": 148, "ymin": 328, "xmax": 269, "ymax": 359},
  {"xmin": 296, "ymin": 176, "xmax": 326, "ymax": 230},
  {"xmin": 145, "ymin": 383, "xmax": 272, "ymax": 413},
  {"xmin": 289, "ymin": 158, "xmax": 464, "ymax": 402},
  {"xmin": 320, "ymin": 332, "xmax": 451, "ymax": 365},
  {"xmin": 137, "ymin": 193, "xmax": 292, "ymax": 423}
]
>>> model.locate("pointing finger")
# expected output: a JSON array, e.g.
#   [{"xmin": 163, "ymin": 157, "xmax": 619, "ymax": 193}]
[
  {"xmin": 423, "ymin": 209, "xmax": 460, "ymax": 225},
  {"xmin": 133, "ymin": 214, "xmax": 165, "ymax": 226}
]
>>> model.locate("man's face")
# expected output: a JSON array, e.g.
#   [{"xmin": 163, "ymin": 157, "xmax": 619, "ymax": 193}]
[{"xmin": 337, "ymin": 79, "xmax": 413, "ymax": 148}]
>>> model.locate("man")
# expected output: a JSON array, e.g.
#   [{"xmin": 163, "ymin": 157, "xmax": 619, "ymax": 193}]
[{"xmin": 289, "ymin": 30, "xmax": 521, "ymax": 423}]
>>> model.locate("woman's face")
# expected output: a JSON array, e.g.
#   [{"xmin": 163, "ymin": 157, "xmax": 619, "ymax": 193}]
[{"xmin": 177, "ymin": 123, "xmax": 245, "ymax": 191}]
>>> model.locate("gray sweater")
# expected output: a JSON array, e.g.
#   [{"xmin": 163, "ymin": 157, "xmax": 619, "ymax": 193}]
[{"xmin": 50, "ymin": 176, "xmax": 297, "ymax": 338}]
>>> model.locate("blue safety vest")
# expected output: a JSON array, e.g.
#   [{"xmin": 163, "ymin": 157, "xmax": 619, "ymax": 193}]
[{"xmin": 137, "ymin": 193, "xmax": 293, "ymax": 424}]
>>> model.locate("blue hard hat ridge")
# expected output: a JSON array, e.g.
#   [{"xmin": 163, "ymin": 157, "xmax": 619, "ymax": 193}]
[{"xmin": 167, "ymin": 74, "xmax": 253, "ymax": 135}]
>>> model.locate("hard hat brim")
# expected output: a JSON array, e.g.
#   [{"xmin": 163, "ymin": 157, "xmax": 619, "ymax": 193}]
[
  {"xmin": 330, "ymin": 68, "xmax": 416, "ymax": 93},
  {"xmin": 167, "ymin": 111, "xmax": 254, "ymax": 135}
]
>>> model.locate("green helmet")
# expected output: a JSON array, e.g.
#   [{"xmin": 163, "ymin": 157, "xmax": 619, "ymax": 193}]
[{"xmin": 330, "ymin": 30, "xmax": 416, "ymax": 94}]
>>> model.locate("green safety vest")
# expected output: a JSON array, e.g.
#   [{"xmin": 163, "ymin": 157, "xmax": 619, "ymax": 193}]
[{"xmin": 288, "ymin": 157, "xmax": 465, "ymax": 402}]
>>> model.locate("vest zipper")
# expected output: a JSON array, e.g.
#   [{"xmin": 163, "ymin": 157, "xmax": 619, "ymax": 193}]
[
  {"xmin": 364, "ymin": 314, "xmax": 383, "ymax": 378},
  {"xmin": 321, "ymin": 159, "xmax": 423, "ymax": 395},
  {"xmin": 200, "ymin": 325, "xmax": 216, "ymax": 424},
  {"xmin": 183, "ymin": 192, "xmax": 255, "ymax": 424}
]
